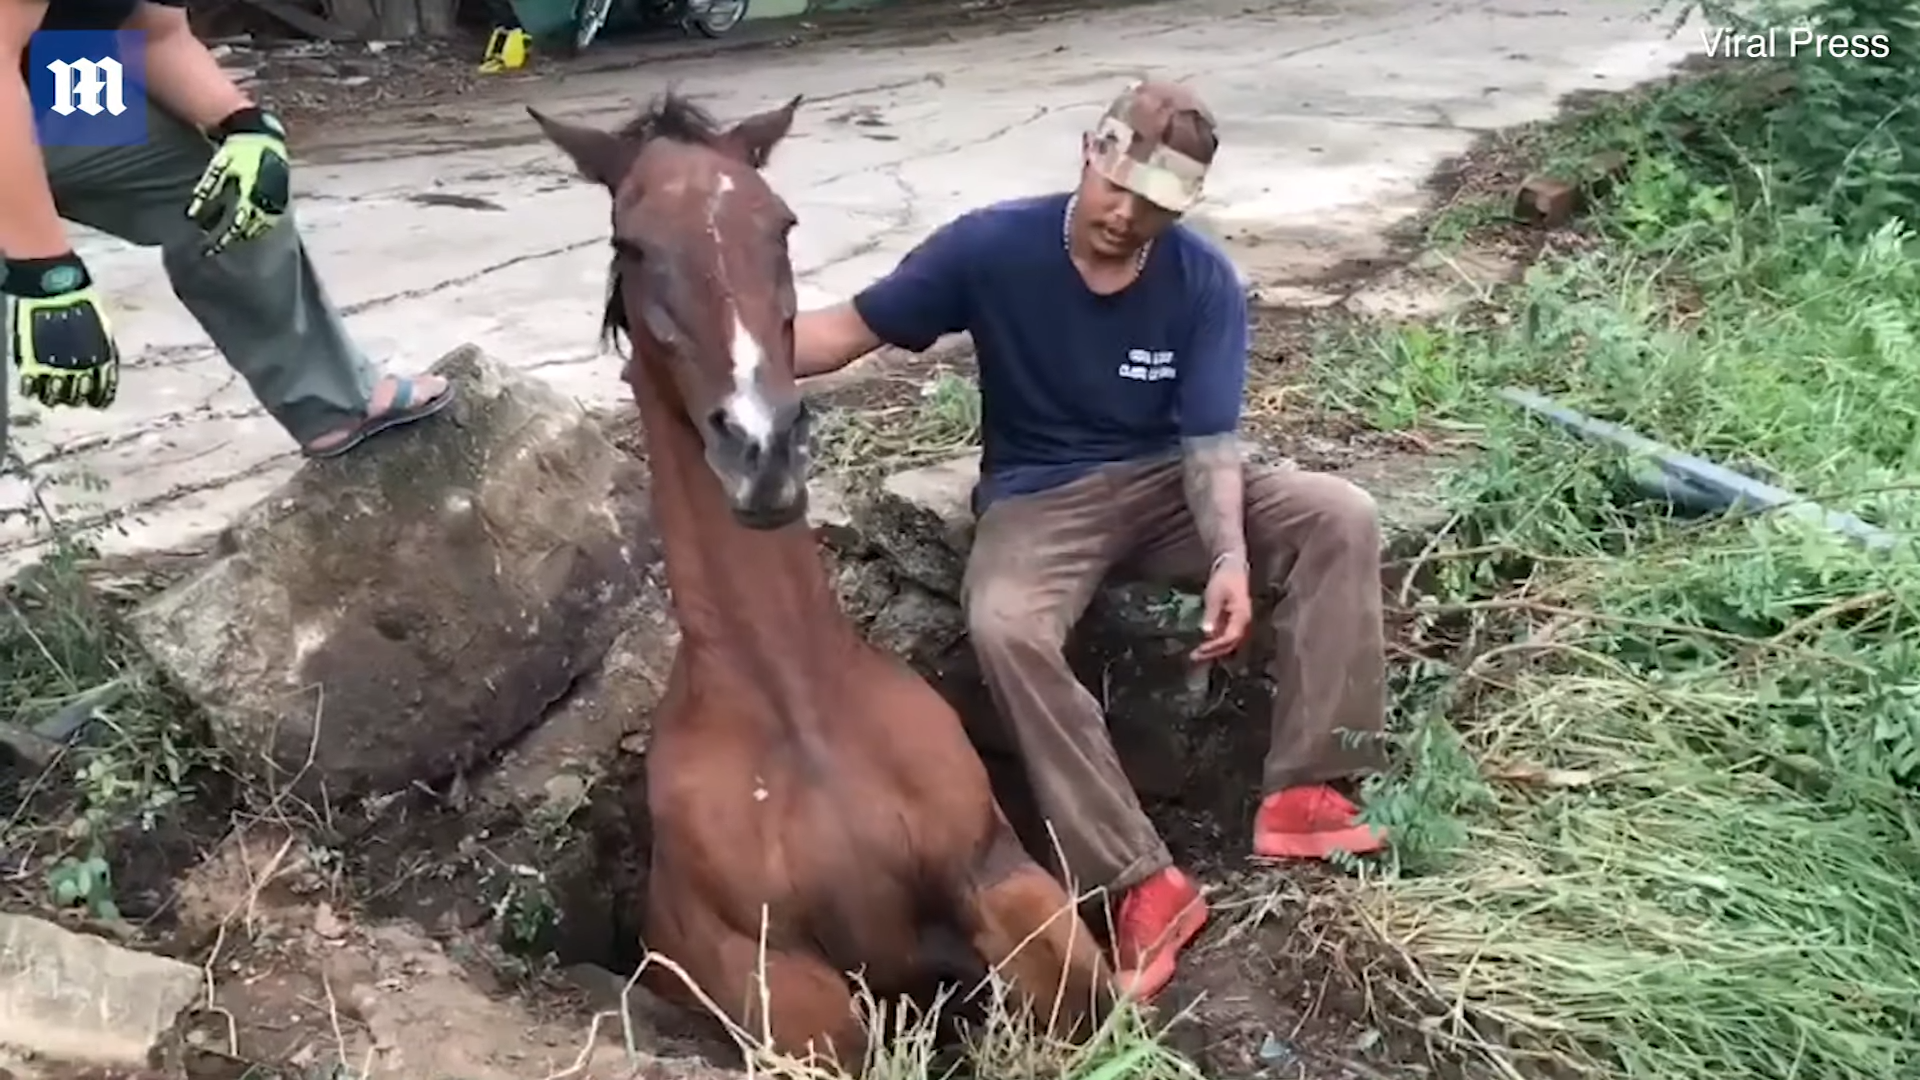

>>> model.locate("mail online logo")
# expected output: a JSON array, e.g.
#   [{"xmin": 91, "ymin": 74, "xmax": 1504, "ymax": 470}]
[{"xmin": 28, "ymin": 30, "xmax": 149, "ymax": 147}]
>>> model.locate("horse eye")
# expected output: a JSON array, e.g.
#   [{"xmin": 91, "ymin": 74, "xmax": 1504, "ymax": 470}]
[{"xmin": 640, "ymin": 299, "xmax": 682, "ymax": 345}]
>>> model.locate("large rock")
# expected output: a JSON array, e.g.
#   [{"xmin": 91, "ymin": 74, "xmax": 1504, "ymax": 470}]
[
  {"xmin": 0, "ymin": 914, "xmax": 200, "ymax": 1071},
  {"xmin": 131, "ymin": 345, "xmax": 657, "ymax": 803}
]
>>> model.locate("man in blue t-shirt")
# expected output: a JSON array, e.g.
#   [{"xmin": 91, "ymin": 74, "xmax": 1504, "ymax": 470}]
[
  {"xmin": 793, "ymin": 81, "xmax": 1387, "ymax": 1001},
  {"xmin": 2, "ymin": 0, "xmax": 450, "ymax": 457}
]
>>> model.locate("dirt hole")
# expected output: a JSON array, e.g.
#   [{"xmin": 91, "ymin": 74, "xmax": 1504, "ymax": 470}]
[
  {"xmin": 321, "ymin": 339, "xmax": 1437, "ymax": 1078},
  {"xmin": 340, "ymin": 612, "xmax": 1396, "ymax": 1079}
]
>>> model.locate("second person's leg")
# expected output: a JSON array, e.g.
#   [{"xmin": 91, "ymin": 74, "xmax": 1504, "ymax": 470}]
[{"xmin": 38, "ymin": 100, "xmax": 449, "ymax": 455}]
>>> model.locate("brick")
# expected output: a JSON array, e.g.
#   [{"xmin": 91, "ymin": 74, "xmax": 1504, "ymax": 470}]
[{"xmin": 1513, "ymin": 175, "xmax": 1581, "ymax": 227}]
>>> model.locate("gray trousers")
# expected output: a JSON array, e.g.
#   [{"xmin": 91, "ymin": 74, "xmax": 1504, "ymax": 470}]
[{"xmin": 26, "ymin": 99, "xmax": 374, "ymax": 445}]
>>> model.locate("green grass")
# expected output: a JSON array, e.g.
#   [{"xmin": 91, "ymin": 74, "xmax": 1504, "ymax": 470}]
[
  {"xmin": 1, "ymin": 529, "xmax": 211, "ymax": 920},
  {"xmin": 1323, "ymin": 12, "xmax": 1920, "ymax": 1079},
  {"xmin": 644, "ymin": 952, "xmax": 1202, "ymax": 1080},
  {"xmin": 814, "ymin": 368, "xmax": 984, "ymax": 478}
]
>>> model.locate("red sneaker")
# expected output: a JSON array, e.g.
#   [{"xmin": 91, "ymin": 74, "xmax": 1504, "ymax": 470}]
[
  {"xmin": 1253, "ymin": 785, "xmax": 1387, "ymax": 860},
  {"xmin": 1111, "ymin": 867, "xmax": 1209, "ymax": 1002}
]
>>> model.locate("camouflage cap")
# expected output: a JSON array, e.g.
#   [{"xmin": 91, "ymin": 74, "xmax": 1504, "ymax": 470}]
[{"xmin": 1087, "ymin": 80, "xmax": 1217, "ymax": 214}]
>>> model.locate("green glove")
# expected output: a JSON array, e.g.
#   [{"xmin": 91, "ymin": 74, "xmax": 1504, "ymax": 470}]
[
  {"xmin": 186, "ymin": 106, "xmax": 292, "ymax": 256},
  {"xmin": 3, "ymin": 253, "xmax": 119, "ymax": 410}
]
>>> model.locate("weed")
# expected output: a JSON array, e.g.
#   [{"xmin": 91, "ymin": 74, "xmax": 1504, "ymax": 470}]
[
  {"xmin": 490, "ymin": 860, "xmax": 561, "ymax": 949},
  {"xmin": 814, "ymin": 369, "xmax": 983, "ymax": 477},
  {"xmin": 1, "ymin": 520, "xmax": 215, "ymax": 921},
  {"xmin": 1426, "ymin": 196, "xmax": 1512, "ymax": 248},
  {"xmin": 595, "ymin": 908, "xmax": 1203, "ymax": 1080},
  {"xmin": 1311, "ymin": 5, "xmax": 1920, "ymax": 1077}
]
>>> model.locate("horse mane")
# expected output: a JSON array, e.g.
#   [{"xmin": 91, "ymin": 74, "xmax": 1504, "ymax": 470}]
[
  {"xmin": 602, "ymin": 256, "xmax": 630, "ymax": 357},
  {"xmin": 616, "ymin": 91, "xmax": 728, "ymax": 150},
  {"xmin": 598, "ymin": 92, "xmax": 730, "ymax": 358}
]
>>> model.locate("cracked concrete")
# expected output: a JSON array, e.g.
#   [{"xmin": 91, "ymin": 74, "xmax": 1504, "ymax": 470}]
[{"xmin": 0, "ymin": 0, "xmax": 1703, "ymax": 574}]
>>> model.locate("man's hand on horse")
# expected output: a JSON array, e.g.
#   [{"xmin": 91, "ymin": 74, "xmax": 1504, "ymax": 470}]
[
  {"xmin": 1193, "ymin": 551, "xmax": 1253, "ymax": 663},
  {"xmin": 187, "ymin": 107, "xmax": 293, "ymax": 257}
]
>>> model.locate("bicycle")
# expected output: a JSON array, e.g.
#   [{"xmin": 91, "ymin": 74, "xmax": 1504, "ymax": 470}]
[{"xmin": 570, "ymin": 0, "xmax": 752, "ymax": 53}]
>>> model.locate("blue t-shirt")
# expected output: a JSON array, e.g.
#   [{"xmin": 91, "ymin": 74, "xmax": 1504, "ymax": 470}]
[{"xmin": 852, "ymin": 192, "xmax": 1248, "ymax": 513}]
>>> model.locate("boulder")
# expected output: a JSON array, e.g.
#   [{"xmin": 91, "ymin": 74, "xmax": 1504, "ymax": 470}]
[
  {"xmin": 467, "ymin": 582, "xmax": 676, "ymax": 813},
  {"xmin": 0, "ymin": 913, "xmax": 200, "ymax": 1071},
  {"xmin": 131, "ymin": 345, "xmax": 657, "ymax": 803}
]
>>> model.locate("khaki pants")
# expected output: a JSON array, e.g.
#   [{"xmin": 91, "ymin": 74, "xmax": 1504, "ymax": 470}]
[{"xmin": 962, "ymin": 455, "xmax": 1387, "ymax": 893}]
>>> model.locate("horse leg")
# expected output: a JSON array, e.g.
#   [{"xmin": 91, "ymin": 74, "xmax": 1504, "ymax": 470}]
[
  {"xmin": 952, "ymin": 826, "xmax": 1116, "ymax": 1041},
  {"xmin": 658, "ymin": 915, "xmax": 871, "ymax": 1070}
]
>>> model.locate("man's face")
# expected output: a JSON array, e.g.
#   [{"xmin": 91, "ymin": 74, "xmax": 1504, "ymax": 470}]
[{"xmin": 1077, "ymin": 147, "xmax": 1181, "ymax": 258}]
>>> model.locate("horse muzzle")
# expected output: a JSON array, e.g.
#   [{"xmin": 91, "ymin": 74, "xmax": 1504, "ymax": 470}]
[
  {"xmin": 725, "ymin": 468, "xmax": 810, "ymax": 530},
  {"xmin": 704, "ymin": 398, "xmax": 813, "ymax": 531}
]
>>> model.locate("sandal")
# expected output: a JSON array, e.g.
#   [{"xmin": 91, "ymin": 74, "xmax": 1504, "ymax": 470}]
[{"xmin": 302, "ymin": 375, "xmax": 455, "ymax": 460}]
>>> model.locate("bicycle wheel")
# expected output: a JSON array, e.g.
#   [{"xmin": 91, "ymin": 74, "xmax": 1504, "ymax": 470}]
[{"xmin": 687, "ymin": 0, "xmax": 747, "ymax": 37}]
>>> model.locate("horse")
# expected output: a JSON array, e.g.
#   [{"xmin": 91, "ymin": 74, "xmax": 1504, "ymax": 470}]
[{"xmin": 527, "ymin": 93, "xmax": 1116, "ymax": 1068}]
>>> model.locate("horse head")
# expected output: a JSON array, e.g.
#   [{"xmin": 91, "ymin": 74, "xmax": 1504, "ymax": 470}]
[{"xmin": 530, "ymin": 92, "xmax": 807, "ymax": 530}]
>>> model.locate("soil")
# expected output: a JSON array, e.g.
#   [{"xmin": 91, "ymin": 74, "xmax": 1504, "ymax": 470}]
[{"xmin": 0, "ymin": 53, "xmax": 1584, "ymax": 1080}]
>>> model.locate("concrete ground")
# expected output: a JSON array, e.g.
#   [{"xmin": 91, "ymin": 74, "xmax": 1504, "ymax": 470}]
[{"xmin": 0, "ymin": 0, "xmax": 1703, "ymax": 575}]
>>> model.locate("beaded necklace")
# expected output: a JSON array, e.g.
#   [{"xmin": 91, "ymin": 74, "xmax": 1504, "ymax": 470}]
[{"xmin": 1062, "ymin": 191, "xmax": 1153, "ymax": 275}]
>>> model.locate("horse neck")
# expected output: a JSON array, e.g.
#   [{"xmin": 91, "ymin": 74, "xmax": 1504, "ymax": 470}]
[{"xmin": 627, "ymin": 365, "xmax": 854, "ymax": 688}]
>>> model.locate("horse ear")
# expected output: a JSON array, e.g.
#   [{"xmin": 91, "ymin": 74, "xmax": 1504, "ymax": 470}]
[
  {"xmin": 527, "ymin": 106, "xmax": 635, "ymax": 189},
  {"xmin": 721, "ymin": 94, "xmax": 802, "ymax": 169}
]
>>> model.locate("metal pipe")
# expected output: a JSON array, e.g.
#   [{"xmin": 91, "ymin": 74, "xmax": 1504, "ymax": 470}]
[{"xmin": 1496, "ymin": 386, "xmax": 1898, "ymax": 552}]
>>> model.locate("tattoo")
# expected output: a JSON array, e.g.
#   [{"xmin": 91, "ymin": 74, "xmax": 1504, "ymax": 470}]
[{"xmin": 1181, "ymin": 432, "xmax": 1246, "ymax": 569}]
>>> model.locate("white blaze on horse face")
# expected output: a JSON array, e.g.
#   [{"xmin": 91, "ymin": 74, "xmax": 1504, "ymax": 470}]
[
  {"xmin": 724, "ymin": 311, "xmax": 775, "ymax": 446},
  {"xmin": 710, "ymin": 168, "xmax": 777, "ymax": 451}
]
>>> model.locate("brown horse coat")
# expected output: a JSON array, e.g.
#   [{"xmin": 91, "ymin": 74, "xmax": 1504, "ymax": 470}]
[{"xmin": 529, "ymin": 94, "xmax": 1115, "ymax": 1068}]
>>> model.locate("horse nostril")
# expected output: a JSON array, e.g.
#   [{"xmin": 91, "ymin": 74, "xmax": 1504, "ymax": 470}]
[
  {"xmin": 792, "ymin": 408, "xmax": 813, "ymax": 458},
  {"xmin": 708, "ymin": 407, "xmax": 768, "ymax": 468},
  {"xmin": 776, "ymin": 399, "xmax": 812, "ymax": 445}
]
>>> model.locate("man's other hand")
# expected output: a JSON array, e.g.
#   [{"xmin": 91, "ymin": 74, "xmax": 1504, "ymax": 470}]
[
  {"xmin": 1193, "ymin": 551, "xmax": 1252, "ymax": 663},
  {"xmin": 187, "ymin": 106, "xmax": 291, "ymax": 256}
]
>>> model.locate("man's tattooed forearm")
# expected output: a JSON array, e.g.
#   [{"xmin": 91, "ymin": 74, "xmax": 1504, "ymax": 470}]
[{"xmin": 1182, "ymin": 432, "xmax": 1246, "ymax": 566}]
